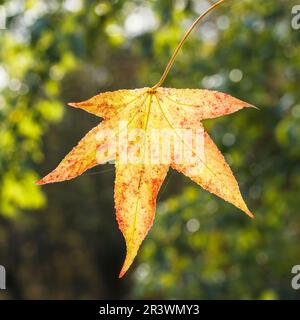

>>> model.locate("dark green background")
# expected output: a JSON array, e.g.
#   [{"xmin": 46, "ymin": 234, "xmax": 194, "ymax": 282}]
[{"xmin": 0, "ymin": 0, "xmax": 299, "ymax": 299}]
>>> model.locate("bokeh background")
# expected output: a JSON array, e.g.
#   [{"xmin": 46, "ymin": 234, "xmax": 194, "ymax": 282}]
[{"xmin": 0, "ymin": 0, "xmax": 300, "ymax": 299}]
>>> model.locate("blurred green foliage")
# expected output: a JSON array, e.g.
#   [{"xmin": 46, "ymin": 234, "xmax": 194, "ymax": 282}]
[{"xmin": 0, "ymin": 0, "xmax": 299, "ymax": 299}]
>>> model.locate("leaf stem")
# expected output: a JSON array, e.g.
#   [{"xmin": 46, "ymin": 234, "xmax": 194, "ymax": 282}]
[{"xmin": 151, "ymin": 0, "xmax": 226, "ymax": 91}]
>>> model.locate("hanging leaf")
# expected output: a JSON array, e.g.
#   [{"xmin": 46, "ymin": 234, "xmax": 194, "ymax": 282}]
[{"xmin": 37, "ymin": 0, "xmax": 256, "ymax": 277}]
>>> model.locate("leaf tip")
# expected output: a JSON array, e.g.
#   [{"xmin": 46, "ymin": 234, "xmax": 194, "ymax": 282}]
[
  {"xmin": 245, "ymin": 208, "xmax": 255, "ymax": 219},
  {"xmin": 118, "ymin": 242, "xmax": 141, "ymax": 279},
  {"xmin": 118, "ymin": 253, "xmax": 134, "ymax": 279},
  {"xmin": 118, "ymin": 262, "xmax": 131, "ymax": 279},
  {"xmin": 36, "ymin": 179, "xmax": 45, "ymax": 185},
  {"xmin": 118, "ymin": 269, "xmax": 126, "ymax": 279},
  {"xmin": 36, "ymin": 173, "xmax": 58, "ymax": 185},
  {"xmin": 248, "ymin": 103, "xmax": 260, "ymax": 111},
  {"xmin": 68, "ymin": 102, "xmax": 80, "ymax": 108}
]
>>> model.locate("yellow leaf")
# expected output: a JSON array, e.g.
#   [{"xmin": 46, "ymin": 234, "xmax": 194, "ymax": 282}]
[
  {"xmin": 37, "ymin": 0, "xmax": 256, "ymax": 278},
  {"xmin": 37, "ymin": 87, "xmax": 254, "ymax": 277}
]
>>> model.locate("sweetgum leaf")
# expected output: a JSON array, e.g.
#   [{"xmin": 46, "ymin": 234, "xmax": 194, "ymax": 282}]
[{"xmin": 37, "ymin": 87, "xmax": 254, "ymax": 277}]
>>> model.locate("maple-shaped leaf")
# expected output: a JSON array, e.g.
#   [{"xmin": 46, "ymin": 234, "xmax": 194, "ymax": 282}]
[
  {"xmin": 37, "ymin": 1, "xmax": 256, "ymax": 277},
  {"xmin": 37, "ymin": 87, "xmax": 254, "ymax": 277}
]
